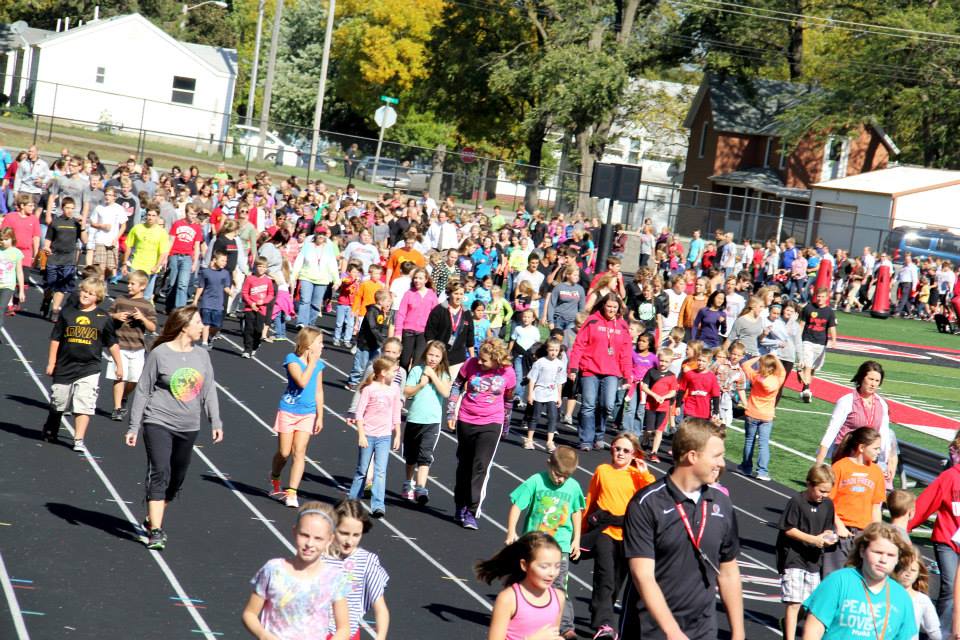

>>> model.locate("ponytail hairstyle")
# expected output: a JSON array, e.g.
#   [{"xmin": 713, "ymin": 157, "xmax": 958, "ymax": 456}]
[
  {"xmin": 832, "ymin": 426, "xmax": 880, "ymax": 464},
  {"xmin": 152, "ymin": 305, "xmax": 199, "ymax": 351},
  {"xmin": 417, "ymin": 340, "xmax": 451, "ymax": 379},
  {"xmin": 475, "ymin": 532, "xmax": 562, "ymax": 586},
  {"xmin": 739, "ymin": 295, "xmax": 765, "ymax": 318},
  {"xmin": 359, "ymin": 356, "xmax": 397, "ymax": 392}
]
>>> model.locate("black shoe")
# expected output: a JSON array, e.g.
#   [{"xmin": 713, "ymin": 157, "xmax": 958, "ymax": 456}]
[
  {"xmin": 371, "ymin": 510, "xmax": 385, "ymax": 519},
  {"xmin": 111, "ymin": 408, "xmax": 125, "ymax": 421},
  {"xmin": 40, "ymin": 429, "xmax": 58, "ymax": 443},
  {"xmin": 146, "ymin": 527, "xmax": 167, "ymax": 550}
]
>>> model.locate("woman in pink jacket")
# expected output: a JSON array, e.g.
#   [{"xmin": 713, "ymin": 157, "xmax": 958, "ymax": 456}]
[
  {"xmin": 568, "ymin": 293, "xmax": 634, "ymax": 451},
  {"xmin": 393, "ymin": 268, "xmax": 438, "ymax": 370}
]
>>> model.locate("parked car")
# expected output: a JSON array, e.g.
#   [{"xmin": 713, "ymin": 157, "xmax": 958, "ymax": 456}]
[
  {"xmin": 284, "ymin": 134, "xmax": 340, "ymax": 171},
  {"xmin": 234, "ymin": 124, "xmax": 300, "ymax": 168},
  {"xmin": 883, "ymin": 226, "xmax": 960, "ymax": 264},
  {"xmin": 356, "ymin": 157, "xmax": 410, "ymax": 189}
]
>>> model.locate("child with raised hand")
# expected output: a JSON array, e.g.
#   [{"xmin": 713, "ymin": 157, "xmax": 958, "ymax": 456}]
[
  {"xmin": 270, "ymin": 327, "xmax": 325, "ymax": 509},
  {"xmin": 823, "ymin": 427, "xmax": 886, "ymax": 576},
  {"xmin": 737, "ymin": 353, "xmax": 787, "ymax": 481},
  {"xmin": 522, "ymin": 338, "xmax": 566, "ymax": 452},
  {"xmin": 505, "ymin": 446, "xmax": 584, "ymax": 639},
  {"xmin": 583, "ymin": 432, "xmax": 655, "ymax": 640},
  {"xmin": 894, "ymin": 546, "xmax": 940, "ymax": 640},
  {"xmin": 802, "ymin": 522, "xmax": 917, "ymax": 640},
  {"xmin": 402, "ymin": 340, "xmax": 451, "ymax": 505},
  {"xmin": 242, "ymin": 502, "xmax": 351, "ymax": 640},
  {"xmin": 776, "ymin": 463, "xmax": 837, "ymax": 640},
  {"xmin": 327, "ymin": 499, "xmax": 391, "ymax": 640},
  {"xmin": 476, "ymin": 532, "xmax": 566, "ymax": 640},
  {"xmin": 349, "ymin": 356, "xmax": 402, "ymax": 519}
]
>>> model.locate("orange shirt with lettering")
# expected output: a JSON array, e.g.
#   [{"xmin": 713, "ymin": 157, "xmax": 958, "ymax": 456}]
[
  {"xmin": 584, "ymin": 462, "xmax": 656, "ymax": 541},
  {"xmin": 829, "ymin": 457, "xmax": 885, "ymax": 530}
]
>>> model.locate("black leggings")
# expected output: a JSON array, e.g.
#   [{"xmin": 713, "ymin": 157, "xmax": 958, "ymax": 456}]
[
  {"xmin": 143, "ymin": 424, "xmax": 199, "ymax": 502},
  {"xmin": 591, "ymin": 532, "xmax": 627, "ymax": 628},
  {"xmin": 454, "ymin": 421, "xmax": 501, "ymax": 516},
  {"xmin": 400, "ymin": 330, "xmax": 426, "ymax": 371},
  {"xmin": 775, "ymin": 360, "xmax": 795, "ymax": 404}
]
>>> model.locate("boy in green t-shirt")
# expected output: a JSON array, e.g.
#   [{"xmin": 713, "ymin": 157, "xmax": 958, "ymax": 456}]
[{"xmin": 506, "ymin": 445, "xmax": 584, "ymax": 638}]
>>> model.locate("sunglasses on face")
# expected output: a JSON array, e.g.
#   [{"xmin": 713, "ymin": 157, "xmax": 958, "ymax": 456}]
[{"xmin": 612, "ymin": 446, "xmax": 634, "ymax": 454}]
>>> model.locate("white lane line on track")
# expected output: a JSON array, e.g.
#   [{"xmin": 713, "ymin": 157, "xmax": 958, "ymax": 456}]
[
  {"xmin": 217, "ymin": 335, "xmax": 597, "ymax": 593},
  {"xmin": 211, "ymin": 378, "xmax": 496, "ymax": 612},
  {"xmin": 0, "ymin": 551, "xmax": 30, "ymax": 640},
  {"xmin": 1, "ymin": 327, "xmax": 219, "ymax": 640}
]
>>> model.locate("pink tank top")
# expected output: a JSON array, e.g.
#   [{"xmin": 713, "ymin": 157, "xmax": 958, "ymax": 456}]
[
  {"xmin": 506, "ymin": 583, "xmax": 559, "ymax": 640},
  {"xmin": 832, "ymin": 392, "xmax": 882, "ymax": 446}
]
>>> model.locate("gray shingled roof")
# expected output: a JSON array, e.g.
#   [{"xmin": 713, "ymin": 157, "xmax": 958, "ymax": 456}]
[
  {"xmin": 0, "ymin": 22, "xmax": 53, "ymax": 51},
  {"xmin": 707, "ymin": 75, "xmax": 814, "ymax": 135},
  {"xmin": 709, "ymin": 167, "xmax": 811, "ymax": 201}
]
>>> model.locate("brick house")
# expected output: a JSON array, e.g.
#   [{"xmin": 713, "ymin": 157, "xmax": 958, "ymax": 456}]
[{"xmin": 676, "ymin": 73, "xmax": 898, "ymax": 245}]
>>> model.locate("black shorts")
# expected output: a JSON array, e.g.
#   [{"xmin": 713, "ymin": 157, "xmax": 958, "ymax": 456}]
[
  {"xmin": 403, "ymin": 421, "xmax": 440, "ymax": 466},
  {"xmin": 643, "ymin": 409, "xmax": 669, "ymax": 433},
  {"xmin": 200, "ymin": 307, "xmax": 224, "ymax": 328},
  {"xmin": 46, "ymin": 264, "xmax": 77, "ymax": 293}
]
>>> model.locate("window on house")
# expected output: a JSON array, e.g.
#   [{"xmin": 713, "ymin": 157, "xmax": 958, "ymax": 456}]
[
  {"xmin": 691, "ymin": 185, "xmax": 700, "ymax": 206},
  {"xmin": 171, "ymin": 76, "xmax": 196, "ymax": 105},
  {"xmin": 779, "ymin": 142, "xmax": 788, "ymax": 169},
  {"xmin": 698, "ymin": 121, "xmax": 709, "ymax": 158},
  {"xmin": 95, "ymin": 67, "xmax": 105, "ymax": 84},
  {"xmin": 764, "ymin": 138, "xmax": 774, "ymax": 167},
  {"xmin": 627, "ymin": 139, "xmax": 644, "ymax": 164}
]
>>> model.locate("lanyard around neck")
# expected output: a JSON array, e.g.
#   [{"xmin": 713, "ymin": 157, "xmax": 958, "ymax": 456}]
[{"xmin": 860, "ymin": 576, "xmax": 890, "ymax": 640}]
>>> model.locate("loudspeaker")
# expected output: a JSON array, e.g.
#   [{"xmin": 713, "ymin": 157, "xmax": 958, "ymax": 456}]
[
  {"xmin": 590, "ymin": 163, "xmax": 617, "ymax": 199},
  {"xmin": 615, "ymin": 165, "xmax": 642, "ymax": 203}
]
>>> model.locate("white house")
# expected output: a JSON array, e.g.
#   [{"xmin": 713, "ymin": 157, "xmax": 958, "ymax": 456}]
[
  {"xmin": 2, "ymin": 13, "xmax": 237, "ymax": 148},
  {"xmin": 808, "ymin": 166, "xmax": 960, "ymax": 254}
]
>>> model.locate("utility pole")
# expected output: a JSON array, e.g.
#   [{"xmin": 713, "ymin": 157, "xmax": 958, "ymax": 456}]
[
  {"xmin": 245, "ymin": 0, "xmax": 265, "ymax": 126},
  {"xmin": 257, "ymin": 0, "xmax": 283, "ymax": 162},
  {"xmin": 309, "ymin": 0, "xmax": 336, "ymax": 174}
]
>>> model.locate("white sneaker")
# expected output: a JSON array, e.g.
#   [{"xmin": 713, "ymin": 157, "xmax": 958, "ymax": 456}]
[
  {"xmin": 284, "ymin": 490, "xmax": 299, "ymax": 508},
  {"xmin": 73, "ymin": 438, "xmax": 86, "ymax": 453},
  {"xmin": 241, "ymin": 351, "xmax": 252, "ymax": 359}
]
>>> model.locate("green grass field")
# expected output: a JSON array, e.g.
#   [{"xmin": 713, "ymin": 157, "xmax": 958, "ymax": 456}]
[{"xmin": 729, "ymin": 312, "xmax": 960, "ymax": 490}]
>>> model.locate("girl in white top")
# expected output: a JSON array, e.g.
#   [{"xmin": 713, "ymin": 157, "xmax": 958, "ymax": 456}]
[{"xmin": 894, "ymin": 546, "xmax": 941, "ymax": 640}]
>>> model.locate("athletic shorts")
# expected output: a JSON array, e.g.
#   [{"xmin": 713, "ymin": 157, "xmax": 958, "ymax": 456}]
[
  {"xmin": 93, "ymin": 245, "xmax": 118, "ymax": 272},
  {"xmin": 273, "ymin": 410, "xmax": 315, "ymax": 434},
  {"xmin": 801, "ymin": 341, "xmax": 826, "ymax": 371},
  {"xmin": 50, "ymin": 372, "xmax": 100, "ymax": 415},
  {"xmin": 403, "ymin": 421, "xmax": 441, "ymax": 466},
  {"xmin": 106, "ymin": 348, "xmax": 145, "ymax": 382},
  {"xmin": 643, "ymin": 409, "xmax": 669, "ymax": 433},
  {"xmin": 200, "ymin": 307, "xmax": 224, "ymax": 328},
  {"xmin": 45, "ymin": 264, "xmax": 77, "ymax": 293},
  {"xmin": 781, "ymin": 568, "xmax": 820, "ymax": 603}
]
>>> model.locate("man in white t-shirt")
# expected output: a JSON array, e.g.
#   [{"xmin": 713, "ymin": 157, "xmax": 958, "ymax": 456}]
[{"xmin": 87, "ymin": 186, "xmax": 127, "ymax": 279}]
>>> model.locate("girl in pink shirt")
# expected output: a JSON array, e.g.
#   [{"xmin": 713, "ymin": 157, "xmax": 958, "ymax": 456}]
[
  {"xmin": 348, "ymin": 357, "xmax": 402, "ymax": 518},
  {"xmin": 393, "ymin": 268, "xmax": 438, "ymax": 370},
  {"xmin": 476, "ymin": 531, "xmax": 564, "ymax": 640}
]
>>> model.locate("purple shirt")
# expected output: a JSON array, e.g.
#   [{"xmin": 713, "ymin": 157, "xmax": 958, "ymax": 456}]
[
  {"xmin": 692, "ymin": 307, "xmax": 726, "ymax": 348},
  {"xmin": 456, "ymin": 357, "xmax": 517, "ymax": 426}
]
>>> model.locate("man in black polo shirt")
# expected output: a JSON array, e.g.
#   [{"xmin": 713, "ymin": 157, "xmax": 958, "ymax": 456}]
[{"xmin": 619, "ymin": 418, "xmax": 744, "ymax": 640}]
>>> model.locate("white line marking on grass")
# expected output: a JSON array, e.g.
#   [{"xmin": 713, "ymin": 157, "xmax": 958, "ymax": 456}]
[
  {"xmin": 0, "ymin": 552, "xmax": 30, "ymax": 640},
  {"xmin": 2, "ymin": 327, "xmax": 219, "ymax": 640}
]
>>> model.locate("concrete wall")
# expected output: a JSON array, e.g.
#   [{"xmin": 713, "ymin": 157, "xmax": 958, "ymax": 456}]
[
  {"xmin": 809, "ymin": 188, "xmax": 893, "ymax": 254},
  {"xmin": 30, "ymin": 18, "xmax": 231, "ymax": 145}
]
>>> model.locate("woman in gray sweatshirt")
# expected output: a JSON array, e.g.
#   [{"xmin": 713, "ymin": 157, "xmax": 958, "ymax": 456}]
[
  {"xmin": 126, "ymin": 305, "xmax": 223, "ymax": 551},
  {"xmin": 725, "ymin": 295, "xmax": 767, "ymax": 357}
]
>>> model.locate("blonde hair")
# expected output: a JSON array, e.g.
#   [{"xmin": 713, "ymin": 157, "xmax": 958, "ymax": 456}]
[
  {"xmin": 294, "ymin": 326, "xmax": 323, "ymax": 356},
  {"xmin": 478, "ymin": 338, "xmax": 512, "ymax": 367},
  {"xmin": 79, "ymin": 276, "xmax": 106, "ymax": 302}
]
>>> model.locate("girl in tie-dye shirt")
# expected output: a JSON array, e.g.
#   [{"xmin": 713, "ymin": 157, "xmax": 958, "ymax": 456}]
[{"xmin": 243, "ymin": 502, "xmax": 351, "ymax": 640}]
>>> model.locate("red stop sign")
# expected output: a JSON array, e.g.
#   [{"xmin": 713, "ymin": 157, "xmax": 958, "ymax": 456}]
[{"xmin": 462, "ymin": 147, "xmax": 476, "ymax": 164}]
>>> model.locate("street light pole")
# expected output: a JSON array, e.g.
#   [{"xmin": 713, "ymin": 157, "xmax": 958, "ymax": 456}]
[
  {"xmin": 257, "ymin": 0, "xmax": 284, "ymax": 162},
  {"xmin": 180, "ymin": 0, "xmax": 228, "ymax": 31},
  {"xmin": 309, "ymin": 0, "xmax": 336, "ymax": 174},
  {"xmin": 245, "ymin": 0, "xmax": 266, "ymax": 126}
]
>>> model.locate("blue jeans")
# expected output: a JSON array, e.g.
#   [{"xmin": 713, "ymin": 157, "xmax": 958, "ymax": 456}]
[
  {"xmin": 739, "ymin": 416, "xmax": 772, "ymax": 476},
  {"xmin": 165, "ymin": 254, "xmax": 193, "ymax": 311},
  {"xmin": 936, "ymin": 543, "xmax": 960, "ymax": 634},
  {"xmin": 348, "ymin": 435, "xmax": 391, "ymax": 512},
  {"xmin": 621, "ymin": 389, "xmax": 645, "ymax": 436},
  {"xmin": 273, "ymin": 309, "xmax": 290, "ymax": 338},
  {"xmin": 334, "ymin": 304, "xmax": 353, "ymax": 343},
  {"xmin": 297, "ymin": 280, "xmax": 328, "ymax": 326},
  {"xmin": 513, "ymin": 355, "xmax": 527, "ymax": 400},
  {"xmin": 579, "ymin": 375, "xmax": 619, "ymax": 446},
  {"xmin": 144, "ymin": 273, "xmax": 159, "ymax": 302},
  {"xmin": 349, "ymin": 348, "xmax": 378, "ymax": 385}
]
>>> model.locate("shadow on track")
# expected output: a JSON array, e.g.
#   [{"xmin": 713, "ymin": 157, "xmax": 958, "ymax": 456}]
[{"xmin": 46, "ymin": 502, "xmax": 141, "ymax": 542}]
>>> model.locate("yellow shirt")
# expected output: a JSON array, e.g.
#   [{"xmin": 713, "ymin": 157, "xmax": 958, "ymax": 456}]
[{"xmin": 127, "ymin": 224, "xmax": 170, "ymax": 273}]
